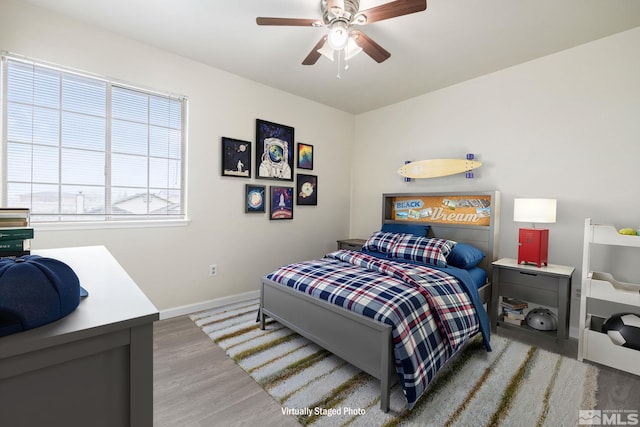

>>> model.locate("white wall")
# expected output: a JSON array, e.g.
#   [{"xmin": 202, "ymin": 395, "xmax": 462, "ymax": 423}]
[
  {"xmin": 351, "ymin": 27, "xmax": 640, "ymax": 333},
  {"xmin": 3, "ymin": 0, "xmax": 639, "ymax": 332},
  {"xmin": 0, "ymin": 0, "xmax": 354, "ymax": 312}
]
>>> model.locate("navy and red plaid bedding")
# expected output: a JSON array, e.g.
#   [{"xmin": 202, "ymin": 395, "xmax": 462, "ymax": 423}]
[{"xmin": 265, "ymin": 250, "xmax": 489, "ymax": 409}]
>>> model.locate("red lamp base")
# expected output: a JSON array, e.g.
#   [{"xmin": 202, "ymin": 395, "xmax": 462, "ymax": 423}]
[{"xmin": 517, "ymin": 228, "xmax": 549, "ymax": 267}]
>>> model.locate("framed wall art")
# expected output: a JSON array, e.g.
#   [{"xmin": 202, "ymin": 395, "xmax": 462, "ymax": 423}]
[
  {"xmin": 270, "ymin": 186, "xmax": 294, "ymax": 220},
  {"xmin": 221, "ymin": 137, "xmax": 251, "ymax": 178},
  {"xmin": 297, "ymin": 143, "xmax": 314, "ymax": 170},
  {"xmin": 296, "ymin": 174, "xmax": 317, "ymax": 206},
  {"xmin": 255, "ymin": 119, "xmax": 294, "ymax": 181},
  {"xmin": 245, "ymin": 184, "xmax": 266, "ymax": 213}
]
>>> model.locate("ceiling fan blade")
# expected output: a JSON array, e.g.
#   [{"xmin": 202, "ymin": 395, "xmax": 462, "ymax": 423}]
[
  {"xmin": 256, "ymin": 17, "xmax": 319, "ymax": 27},
  {"xmin": 302, "ymin": 37, "xmax": 328, "ymax": 65},
  {"xmin": 352, "ymin": 30, "xmax": 390, "ymax": 63},
  {"xmin": 358, "ymin": 0, "xmax": 427, "ymax": 24}
]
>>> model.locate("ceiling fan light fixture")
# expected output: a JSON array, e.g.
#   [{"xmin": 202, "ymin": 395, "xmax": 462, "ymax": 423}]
[
  {"xmin": 327, "ymin": 20, "xmax": 350, "ymax": 50},
  {"xmin": 317, "ymin": 41, "xmax": 335, "ymax": 61},
  {"xmin": 344, "ymin": 36, "xmax": 362, "ymax": 60},
  {"xmin": 257, "ymin": 0, "xmax": 419, "ymax": 67}
]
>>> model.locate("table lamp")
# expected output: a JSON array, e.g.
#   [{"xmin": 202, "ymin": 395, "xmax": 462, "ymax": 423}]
[{"xmin": 514, "ymin": 198, "xmax": 557, "ymax": 267}]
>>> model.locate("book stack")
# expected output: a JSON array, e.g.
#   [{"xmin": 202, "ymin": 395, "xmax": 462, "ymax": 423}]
[
  {"xmin": 0, "ymin": 208, "xmax": 32, "ymax": 257},
  {"xmin": 501, "ymin": 297, "xmax": 528, "ymax": 326}
]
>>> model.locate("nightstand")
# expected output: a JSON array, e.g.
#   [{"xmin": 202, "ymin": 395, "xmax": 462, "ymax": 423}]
[
  {"xmin": 491, "ymin": 258, "xmax": 574, "ymax": 345},
  {"xmin": 336, "ymin": 239, "xmax": 366, "ymax": 251}
]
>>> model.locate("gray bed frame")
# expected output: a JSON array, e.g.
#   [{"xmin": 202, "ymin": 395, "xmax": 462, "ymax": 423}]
[{"xmin": 259, "ymin": 191, "xmax": 500, "ymax": 412}]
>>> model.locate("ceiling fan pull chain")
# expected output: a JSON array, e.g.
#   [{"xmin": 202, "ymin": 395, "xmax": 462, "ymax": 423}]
[
  {"xmin": 337, "ymin": 50, "xmax": 342, "ymax": 79},
  {"xmin": 344, "ymin": 44, "xmax": 350, "ymax": 71}
]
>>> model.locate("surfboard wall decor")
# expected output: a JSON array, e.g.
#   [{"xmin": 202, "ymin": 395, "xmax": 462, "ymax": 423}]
[{"xmin": 398, "ymin": 154, "xmax": 481, "ymax": 179}]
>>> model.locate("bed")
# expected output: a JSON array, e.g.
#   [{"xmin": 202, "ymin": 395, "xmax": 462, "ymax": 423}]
[{"xmin": 259, "ymin": 191, "xmax": 500, "ymax": 412}]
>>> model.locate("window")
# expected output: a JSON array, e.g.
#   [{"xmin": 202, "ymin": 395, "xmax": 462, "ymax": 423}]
[{"xmin": 1, "ymin": 55, "xmax": 186, "ymax": 223}]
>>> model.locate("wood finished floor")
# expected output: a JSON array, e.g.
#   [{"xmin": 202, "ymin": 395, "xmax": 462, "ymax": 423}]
[
  {"xmin": 153, "ymin": 316, "xmax": 299, "ymax": 427},
  {"xmin": 154, "ymin": 316, "xmax": 640, "ymax": 427}
]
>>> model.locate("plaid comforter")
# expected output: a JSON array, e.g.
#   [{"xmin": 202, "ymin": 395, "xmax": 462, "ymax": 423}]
[{"xmin": 266, "ymin": 250, "xmax": 487, "ymax": 409}]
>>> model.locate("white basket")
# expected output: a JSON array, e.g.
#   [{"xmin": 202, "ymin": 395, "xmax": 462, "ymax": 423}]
[
  {"xmin": 587, "ymin": 272, "xmax": 640, "ymax": 308},
  {"xmin": 583, "ymin": 327, "xmax": 640, "ymax": 375}
]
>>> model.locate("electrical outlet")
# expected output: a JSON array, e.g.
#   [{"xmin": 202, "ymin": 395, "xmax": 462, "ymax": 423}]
[
  {"xmin": 575, "ymin": 288, "xmax": 581, "ymax": 298},
  {"xmin": 209, "ymin": 264, "xmax": 217, "ymax": 277}
]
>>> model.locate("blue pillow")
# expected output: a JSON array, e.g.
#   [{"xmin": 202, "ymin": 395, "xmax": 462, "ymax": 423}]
[
  {"xmin": 381, "ymin": 223, "xmax": 430, "ymax": 237},
  {"xmin": 447, "ymin": 242, "xmax": 485, "ymax": 269}
]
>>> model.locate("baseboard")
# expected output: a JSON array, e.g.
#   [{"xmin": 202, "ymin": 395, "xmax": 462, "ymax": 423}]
[{"xmin": 159, "ymin": 290, "xmax": 260, "ymax": 320}]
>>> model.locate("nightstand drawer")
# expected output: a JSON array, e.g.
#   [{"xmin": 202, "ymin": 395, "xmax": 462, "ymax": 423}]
[{"xmin": 499, "ymin": 269, "xmax": 557, "ymax": 292}]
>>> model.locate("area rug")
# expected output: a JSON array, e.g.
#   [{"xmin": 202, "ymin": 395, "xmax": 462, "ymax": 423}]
[{"xmin": 190, "ymin": 299, "xmax": 598, "ymax": 426}]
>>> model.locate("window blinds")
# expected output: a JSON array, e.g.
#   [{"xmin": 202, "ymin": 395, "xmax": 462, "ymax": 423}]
[{"xmin": 2, "ymin": 56, "xmax": 185, "ymax": 222}]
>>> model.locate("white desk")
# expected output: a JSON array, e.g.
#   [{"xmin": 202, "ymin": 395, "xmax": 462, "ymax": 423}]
[{"xmin": 0, "ymin": 246, "xmax": 158, "ymax": 427}]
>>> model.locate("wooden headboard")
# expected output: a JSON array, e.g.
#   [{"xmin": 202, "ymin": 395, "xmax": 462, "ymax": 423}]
[{"xmin": 381, "ymin": 191, "xmax": 501, "ymax": 282}]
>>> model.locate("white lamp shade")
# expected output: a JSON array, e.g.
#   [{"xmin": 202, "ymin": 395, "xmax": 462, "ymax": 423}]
[
  {"xmin": 327, "ymin": 21, "xmax": 349, "ymax": 50},
  {"xmin": 513, "ymin": 198, "xmax": 557, "ymax": 223},
  {"xmin": 344, "ymin": 37, "xmax": 363, "ymax": 60},
  {"xmin": 317, "ymin": 41, "xmax": 335, "ymax": 61},
  {"xmin": 318, "ymin": 34, "xmax": 362, "ymax": 63}
]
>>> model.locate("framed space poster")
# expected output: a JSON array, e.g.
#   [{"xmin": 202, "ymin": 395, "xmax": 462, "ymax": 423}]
[
  {"xmin": 245, "ymin": 184, "xmax": 266, "ymax": 213},
  {"xmin": 297, "ymin": 143, "xmax": 314, "ymax": 170},
  {"xmin": 221, "ymin": 137, "xmax": 251, "ymax": 178},
  {"xmin": 255, "ymin": 119, "xmax": 294, "ymax": 181},
  {"xmin": 296, "ymin": 174, "xmax": 317, "ymax": 206},
  {"xmin": 270, "ymin": 186, "xmax": 293, "ymax": 220}
]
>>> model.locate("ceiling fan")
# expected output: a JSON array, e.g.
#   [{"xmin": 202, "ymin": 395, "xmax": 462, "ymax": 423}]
[{"xmin": 256, "ymin": 0, "xmax": 427, "ymax": 66}]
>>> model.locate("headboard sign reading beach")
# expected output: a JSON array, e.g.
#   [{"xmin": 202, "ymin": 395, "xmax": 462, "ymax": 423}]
[
  {"xmin": 382, "ymin": 191, "xmax": 500, "ymax": 280},
  {"xmin": 385, "ymin": 194, "xmax": 494, "ymax": 226}
]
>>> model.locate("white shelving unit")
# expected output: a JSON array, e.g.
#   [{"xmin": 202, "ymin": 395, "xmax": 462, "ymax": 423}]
[{"xmin": 578, "ymin": 218, "xmax": 640, "ymax": 375}]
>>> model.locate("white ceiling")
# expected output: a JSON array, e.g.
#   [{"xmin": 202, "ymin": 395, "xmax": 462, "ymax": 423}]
[{"xmin": 17, "ymin": 0, "xmax": 640, "ymax": 114}]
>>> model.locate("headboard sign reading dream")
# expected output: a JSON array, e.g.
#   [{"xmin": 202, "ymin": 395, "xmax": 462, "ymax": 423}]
[{"xmin": 386, "ymin": 194, "xmax": 493, "ymax": 226}]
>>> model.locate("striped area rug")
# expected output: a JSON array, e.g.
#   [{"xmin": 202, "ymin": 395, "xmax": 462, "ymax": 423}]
[{"xmin": 190, "ymin": 299, "xmax": 598, "ymax": 426}]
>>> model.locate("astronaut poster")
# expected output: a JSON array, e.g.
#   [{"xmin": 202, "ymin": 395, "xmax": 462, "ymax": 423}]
[
  {"xmin": 255, "ymin": 119, "xmax": 294, "ymax": 181},
  {"xmin": 221, "ymin": 137, "xmax": 251, "ymax": 178}
]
